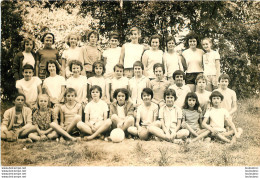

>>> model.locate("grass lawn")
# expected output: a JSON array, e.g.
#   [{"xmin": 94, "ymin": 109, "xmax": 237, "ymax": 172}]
[{"xmin": 1, "ymin": 97, "xmax": 260, "ymax": 166}]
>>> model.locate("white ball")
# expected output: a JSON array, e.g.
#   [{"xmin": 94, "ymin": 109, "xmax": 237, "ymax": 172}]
[{"xmin": 110, "ymin": 128, "xmax": 125, "ymax": 143}]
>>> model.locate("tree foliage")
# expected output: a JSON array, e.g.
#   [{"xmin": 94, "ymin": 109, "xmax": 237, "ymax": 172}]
[{"xmin": 1, "ymin": 1, "xmax": 259, "ymax": 100}]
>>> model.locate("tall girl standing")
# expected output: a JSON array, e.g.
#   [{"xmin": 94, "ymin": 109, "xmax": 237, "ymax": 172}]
[
  {"xmin": 61, "ymin": 33, "xmax": 85, "ymax": 78},
  {"xmin": 182, "ymin": 32, "xmax": 204, "ymax": 92},
  {"xmin": 36, "ymin": 33, "xmax": 60, "ymax": 80},
  {"xmin": 142, "ymin": 35, "xmax": 164, "ymax": 80}
]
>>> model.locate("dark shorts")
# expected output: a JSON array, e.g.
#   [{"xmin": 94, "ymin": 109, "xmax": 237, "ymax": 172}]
[{"xmin": 186, "ymin": 72, "xmax": 203, "ymax": 84}]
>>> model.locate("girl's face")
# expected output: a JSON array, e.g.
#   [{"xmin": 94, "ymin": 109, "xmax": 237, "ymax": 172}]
[
  {"xmin": 188, "ymin": 38, "xmax": 197, "ymax": 49},
  {"xmin": 117, "ymin": 92, "xmax": 126, "ymax": 106},
  {"xmin": 175, "ymin": 75, "xmax": 184, "ymax": 86},
  {"xmin": 91, "ymin": 88, "xmax": 101, "ymax": 101},
  {"xmin": 165, "ymin": 95, "xmax": 175, "ymax": 107},
  {"xmin": 23, "ymin": 69, "xmax": 33, "ymax": 81},
  {"xmin": 94, "ymin": 65, "xmax": 103, "ymax": 76},
  {"xmin": 24, "ymin": 41, "xmax": 33, "ymax": 52},
  {"xmin": 197, "ymin": 79, "xmax": 206, "ymax": 91},
  {"xmin": 69, "ymin": 35, "xmax": 78, "ymax": 47},
  {"xmin": 71, "ymin": 64, "xmax": 81, "ymax": 76},
  {"xmin": 110, "ymin": 38, "xmax": 119, "ymax": 48},
  {"xmin": 142, "ymin": 92, "xmax": 152, "ymax": 104},
  {"xmin": 211, "ymin": 96, "xmax": 221, "ymax": 107},
  {"xmin": 89, "ymin": 33, "xmax": 98, "ymax": 45},
  {"xmin": 202, "ymin": 39, "xmax": 212, "ymax": 52},
  {"xmin": 219, "ymin": 78, "xmax": 229, "ymax": 90},
  {"xmin": 48, "ymin": 63, "xmax": 57, "ymax": 74},
  {"xmin": 187, "ymin": 97, "xmax": 196, "ymax": 109},
  {"xmin": 44, "ymin": 35, "xmax": 53, "ymax": 48},
  {"xmin": 134, "ymin": 66, "xmax": 142, "ymax": 77},
  {"xmin": 151, "ymin": 38, "xmax": 160, "ymax": 50},
  {"xmin": 167, "ymin": 40, "xmax": 175, "ymax": 50},
  {"xmin": 154, "ymin": 67, "xmax": 163, "ymax": 80},
  {"xmin": 14, "ymin": 96, "xmax": 25, "ymax": 108},
  {"xmin": 114, "ymin": 67, "xmax": 123, "ymax": 79},
  {"xmin": 38, "ymin": 96, "xmax": 49, "ymax": 109},
  {"xmin": 130, "ymin": 30, "xmax": 140, "ymax": 41},
  {"xmin": 66, "ymin": 92, "xmax": 76, "ymax": 103}
]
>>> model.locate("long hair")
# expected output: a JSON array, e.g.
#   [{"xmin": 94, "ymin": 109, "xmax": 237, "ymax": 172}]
[{"xmin": 183, "ymin": 92, "xmax": 200, "ymax": 110}]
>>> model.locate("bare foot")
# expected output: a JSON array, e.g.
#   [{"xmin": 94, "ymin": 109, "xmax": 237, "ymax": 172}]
[
  {"xmin": 83, "ymin": 135, "xmax": 94, "ymax": 141},
  {"xmin": 230, "ymin": 136, "xmax": 237, "ymax": 144},
  {"xmin": 236, "ymin": 128, "xmax": 243, "ymax": 138}
]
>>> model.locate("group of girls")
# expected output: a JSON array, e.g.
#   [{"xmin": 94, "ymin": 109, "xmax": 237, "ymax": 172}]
[{"xmin": 9, "ymin": 29, "xmax": 229, "ymax": 143}]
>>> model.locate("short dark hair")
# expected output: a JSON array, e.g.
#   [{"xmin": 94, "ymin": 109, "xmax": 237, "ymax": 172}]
[
  {"xmin": 153, "ymin": 63, "xmax": 165, "ymax": 74},
  {"xmin": 209, "ymin": 91, "xmax": 224, "ymax": 101},
  {"xmin": 183, "ymin": 92, "xmax": 200, "ymax": 110},
  {"xmin": 22, "ymin": 37, "xmax": 35, "ymax": 51},
  {"xmin": 41, "ymin": 32, "xmax": 55, "ymax": 44},
  {"xmin": 113, "ymin": 88, "xmax": 129, "ymax": 101},
  {"xmin": 69, "ymin": 60, "xmax": 83, "ymax": 72},
  {"xmin": 113, "ymin": 63, "xmax": 124, "ymax": 71},
  {"xmin": 90, "ymin": 85, "xmax": 102, "ymax": 98},
  {"xmin": 133, "ymin": 61, "xmax": 144, "ymax": 70},
  {"xmin": 87, "ymin": 30, "xmax": 99, "ymax": 41},
  {"xmin": 218, "ymin": 73, "xmax": 230, "ymax": 82},
  {"xmin": 149, "ymin": 34, "xmax": 161, "ymax": 46},
  {"xmin": 14, "ymin": 92, "xmax": 26, "ymax": 102},
  {"xmin": 185, "ymin": 32, "xmax": 200, "ymax": 48},
  {"xmin": 109, "ymin": 31, "xmax": 119, "ymax": 40},
  {"xmin": 164, "ymin": 89, "xmax": 177, "ymax": 101},
  {"xmin": 165, "ymin": 36, "xmax": 176, "ymax": 45},
  {"xmin": 92, "ymin": 60, "xmax": 105, "ymax": 75},
  {"xmin": 65, "ymin": 88, "xmax": 77, "ymax": 97},
  {"xmin": 46, "ymin": 60, "xmax": 60, "ymax": 76},
  {"xmin": 22, "ymin": 64, "xmax": 34, "ymax": 71},
  {"xmin": 172, "ymin": 70, "xmax": 186, "ymax": 80},
  {"xmin": 141, "ymin": 88, "xmax": 153, "ymax": 99},
  {"xmin": 66, "ymin": 33, "xmax": 80, "ymax": 46}
]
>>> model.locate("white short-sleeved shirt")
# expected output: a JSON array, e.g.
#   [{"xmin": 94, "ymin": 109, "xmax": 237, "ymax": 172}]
[
  {"xmin": 203, "ymin": 50, "xmax": 220, "ymax": 75},
  {"xmin": 16, "ymin": 77, "xmax": 42, "ymax": 103},
  {"xmin": 182, "ymin": 48, "xmax": 204, "ymax": 73},
  {"xmin": 196, "ymin": 91, "xmax": 211, "ymax": 112},
  {"xmin": 215, "ymin": 88, "xmax": 237, "ymax": 112},
  {"xmin": 204, "ymin": 107, "xmax": 230, "ymax": 132},
  {"xmin": 43, "ymin": 75, "xmax": 66, "ymax": 99},
  {"xmin": 66, "ymin": 75, "xmax": 88, "ymax": 103},
  {"xmin": 84, "ymin": 100, "xmax": 108, "ymax": 122},
  {"xmin": 137, "ymin": 102, "xmax": 158, "ymax": 126},
  {"xmin": 103, "ymin": 47, "xmax": 121, "ymax": 75},
  {"xmin": 129, "ymin": 75, "xmax": 150, "ymax": 105},
  {"xmin": 109, "ymin": 76, "xmax": 129, "ymax": 95},
  {"xmin": 87, "ymin": 76, "xmax": 107, "ymax": 99},
  {"xmin": 124, "ymin": 43, "xmax": 144, "ymax": 68},
  {"xmin": 62, "ymin": 47, "xmax": 83, "ymax": 65},
  {"xmin": 168, "ymin": 84, "xmax": 191, "ymax": 108},
  {"xmin": 159, "ymin": 105, "xmax": 182, "ymax": 129},
  {"xmin": 22, "ymin": 52, "xmax": 35, "ymax": 67},
  {"xmin": 142, "ymin": 50, "xmax": 163, "ymax": 78},
  {"xmin": 163, "ymin": 52, "xmax": 183, "ymax": 77}
]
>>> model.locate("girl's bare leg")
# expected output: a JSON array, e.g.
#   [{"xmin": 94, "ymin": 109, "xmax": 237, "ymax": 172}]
[
  {"xmin": 127, "ymin": 126, "xmax": 138, "ymax": 136},
  {"xmin": 28, "ymin": 132, "xmax": 41, "ymax": 141},
  {"xmin": 84, "ymin": 119, "xmax": 112, "ymax": 141},
  {"xmin": 77, "ymin": 121, "xmax": 93, "ymax": 135},
  {"xmin": 50, "ymin": 122, "xmax": 76, "ymax": 141},
  {"xmin": 148, "ymin": 126, "xmax": 167, "ymax": 141},
  {"xmin": 191, "ymin": 130, "xmax": 211, "ymax": 142}
]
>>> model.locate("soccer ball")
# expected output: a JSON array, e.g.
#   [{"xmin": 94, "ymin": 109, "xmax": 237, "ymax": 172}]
[{"xmin": 110, "ymin": 128, "xmax": 125, "ymax": 143}]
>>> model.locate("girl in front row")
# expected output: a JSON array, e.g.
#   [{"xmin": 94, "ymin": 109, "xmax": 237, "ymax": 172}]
[
  {"xmin": 83, "ymin": 85, "xmax": 112, "ymax": 141},
  {"xmin": 50, "ymin": 88, "xmax": 90, "ymax": 141},
  {"xmin": 28, "ymin": 94, "xmax": 59, "ymax": 142},
  {"xmin": 181, "ymin": 92, "xmax": 208, "ymax": 140}
]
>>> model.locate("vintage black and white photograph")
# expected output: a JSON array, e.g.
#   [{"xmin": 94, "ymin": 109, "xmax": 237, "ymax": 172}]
[{"xmin": 1, "ymin": 0, "xmax": 259, "ymax": 169}]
